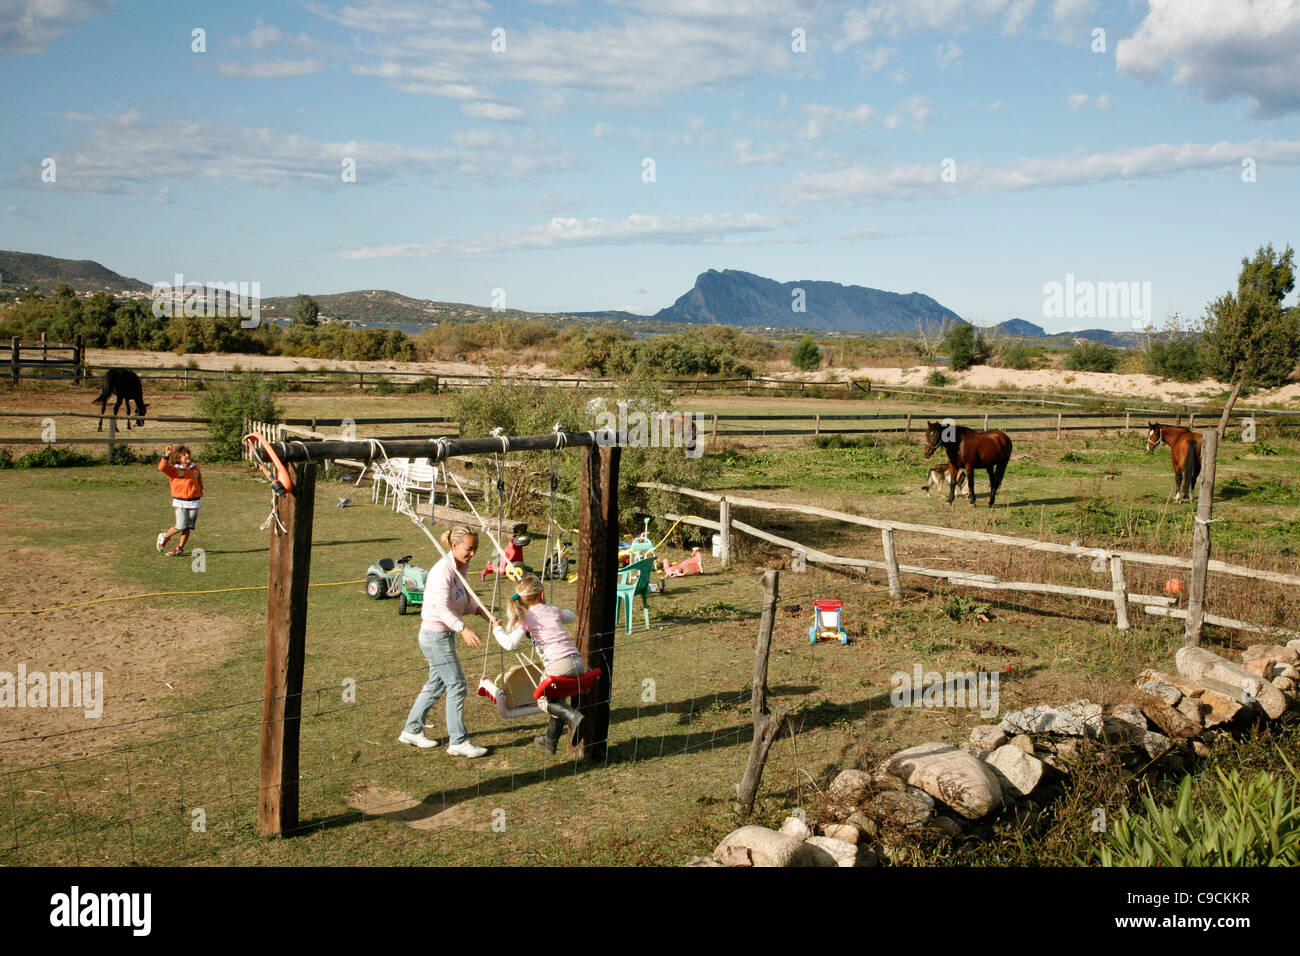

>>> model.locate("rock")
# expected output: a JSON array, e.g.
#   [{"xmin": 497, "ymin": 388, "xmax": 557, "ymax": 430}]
[
  {"xmin": 1288, "ymin": 639, "xmax": 1300, "ymax": 655},
  {"xmin": 685, "ymin": 855, "xmax": 727, "ymax": 867},
  {"xmin": 1138, "ymin": 669, "xmax": 1205, "ymax": 698},
  {"xmin": 881, "ymin": 742, "xmax": 1003, "ymax": 819},
  {"xmin": 827, "ymin": 769, "xmax": 875, "ymax": 806},
  {"xmin": 1175, "ymin": 695, "xmax": 1206, "ymax": 727},
  {"xmin": 1192, "ymin": 739, "xmax": 1211, "ymax": 758},
  {"xmin": 878, "ymin": 842, "xmax": 918, "ymax": 866},
  {"xmin": 1243, "ymin": 644, "xmax": 1300, "ymax": 667},
  {"xmin": 903, "ymin": 786, "xmax": 936, "ymax": 808},
  {"xmin": 969, "ymin": 725, "xmax": 1008, "ymax": 751},
  {"xmin": 986, "ymin": 744, "xmax": 1045, "ymax": 798},
  {"xmin": 1099, "ymin": 704, "xmax": 1148, "ymax": 744},
  {"xmin": 805, "ymin": 835, "xmax": 858, "ymax": 867},
  {"xmin": 712, "ymin": 845, "xmax": 752, "ymax": 866},
  {"xmin": 1273, "ymin": 675, "xmax": 1298, "ymax": 697},
  {"xmin": 863, "ymin": 790, "xmax": 933, "ymax": 829},
  {"xmin": 1011, "ymin": 734, "xmax": 1035, "ymax": 753},
  {"xmin": 1272, "ymin": 662, "xmax": 1300, "ymax": 681},
  {"xmin": 1053, "ymin": 738, "xmax": 1081, "ymax": 763},
  {"xmin": 1244, "ymin": 657, "xmax": 1274, "ymax": 680},
  {"xmin": 1142, "ymin": 730, "xmax": 1172, "ymax": 760},
  {"xmin": 931, "ymin": 816, "xmax": 963, "ymax": 838},
  {"xmin": 821, "ymin": 823, "xmax": 859, "ymax": 845},
  {"xmin": 715, "ymin": 826, "xmax": 817, "ymax": 867},
  {"xmin": 1134, "ymin": 690, "xmax": 1202, "ymax": 739},
  {"xmin": 845, "ymin": 812, "xmax": 878, "ymax": 841},
  {"xmin": 1138, "ymin": 681, "xmax": 1182, "ymax": 706},
  {"xmin": 1000, "ymin": 700, "xmax": 1103, "ymax": 737},
  {"xmin": 1199, "ymin": 688, "xmax": 1245, "ymax": 727},
  {"xmin": 1177, "ymin": 646, "xmax": 1287, "ymax": 719},
  {"xmin": 856, "ymin": 846, "xmax": 880, "ymax": 867},
  {"xmin": 779, "ymin": 815, "xmax": 811, "ymax": 841}
]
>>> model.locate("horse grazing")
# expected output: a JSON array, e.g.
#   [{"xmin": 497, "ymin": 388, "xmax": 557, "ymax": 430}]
[
  {"xmin": 1145, "ymin": 422, "xmax": 1202, "ymax": 502},
  {"xmin": 920, "ymin": 464, "xmax": 966, "ymax": 497},
  {"xmin": 922, "ymin": 421, "xmax": 1013, "ymax": 507},
  {"xmin": 93, "ymin": 368, "xmax": 148, "ymax": 431}
]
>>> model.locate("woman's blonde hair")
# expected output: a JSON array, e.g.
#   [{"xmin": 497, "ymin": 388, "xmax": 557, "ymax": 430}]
[
  {"xmin": 439, "ymin": 525, "xmax": 478, "ymax": 551},
  {"xmin": 506, "ymin": 573, "xmax": 545, "ymax": 632}
]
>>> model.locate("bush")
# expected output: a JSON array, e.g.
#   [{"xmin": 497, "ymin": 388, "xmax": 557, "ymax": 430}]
[
  {"xmin": 15, "ymin": 445, "xmax": 98, "ymax": 468},
  {"xmin": 926, "ymin": 369, "xmax": 951, "ymax": 386},
  {"xmin": 0, "ymin": 448, "xmax": 13, "ymax": 469},
  {"xmin": 1145, "ymin": 339, "xmax": 1203, "ymax": 382},
  {"xmin": 943, "ymin": 323, "xmax": 976, "ymax": 371},
  {"xmin": 999, "ymin": 342, "xmax": 1040, "ymax": 370},
  {"xmin": 1064, "ymin": 341, "xmax": 1119, "ymax": 372},
  {"xmin": 106, "ymin": 444, "xmax": 147, "ymax": 465},
  {"xmin": 196, "ymin": 372, "xmax": 283, "ymax": 461},
  {"xmin": 791, "ymin": 336, "xmax": 822, "ymax": 371},
  {"xmin": 1098, "ymin": 762, "xmax": 1300, "ymax": 866},
  {"xmin": 405, "ymin": 376, "xmax": 441, "ymax": 394}
]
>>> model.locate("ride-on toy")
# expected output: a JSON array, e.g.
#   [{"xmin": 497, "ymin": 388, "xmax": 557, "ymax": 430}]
[
  {"xmin": 365, "ymin": 555, "xmax": 428, "ymax": 615},
  {"xmin": 809, "ymin": 598, "xmax": 848, "ymax": 644},
  {"xmin": 482, "ymin": 534, "xmax": 531, "ymax": 582}
]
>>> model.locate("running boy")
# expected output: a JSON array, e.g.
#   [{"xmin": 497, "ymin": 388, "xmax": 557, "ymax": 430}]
[{"xmin": 156, "ymin": 444, "xmax": 203, "ymax": 557}]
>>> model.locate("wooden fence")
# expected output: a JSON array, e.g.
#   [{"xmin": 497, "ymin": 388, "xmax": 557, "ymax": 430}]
[
  {"xmin": 5, "ymin": 336, "xmax": 86, "ymax": 384},
  {"xmin": 636, "ymin": 480, "xmax": 1300, "ymax": 641}
]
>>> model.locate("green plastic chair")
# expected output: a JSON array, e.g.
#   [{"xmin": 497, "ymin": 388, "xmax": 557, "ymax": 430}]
[{"xmin": 616, "ymin": 557, "xmax": 656, "ymax": 634}]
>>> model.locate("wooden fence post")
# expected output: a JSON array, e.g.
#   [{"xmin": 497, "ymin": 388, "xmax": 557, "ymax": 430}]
[
  {"xmin": 736, "ymin": 569, "xmax": 787, "ymax": 821},
  {"xmin": 574, "ymin": 443, "xmax": 619, "ymax": 761},
  {"xmin": 905, "ymin": 413, "xmax": 911, "ymax": 436},
  {"xmin": 1188, "ymin": 412, "xmax": 1195, "ymax": 431},
  {"xmin": 1185, "ymin": 431, "xmax": 1219, "ymax": 647},
  {"xmin": 1056, "ymin": 413, "xmax": 1063, "ymax": 440},
  {"xmin": 982, "ymin": 414, "xmax": 989, "ymax": 430},
  {"xmin": 258, "ymin": 461, "xmax": 317, "ymax": 836},
  {"xmin": 719, "ymin": 498, "xmax": 732, "ymax": 568},
  {"xmin": 814, "ymin": 414, "xmax": 821, "ymax": 436},
  {"xmin": 710, "ymin": 413, "xmax": 718, "ymax": 444},
  {"xmin": 882, "ymin": 528, "xmax": 902, "ymax": 599},
  {"xmin": 106, "ymin": 413, "xmax": 117, "ymax": 459},
  {"xmin": 10, "ymin": 337, "xmax": 18, "ymax": 386},
  {"xmin": 1109, "ymin": 555, "xmax": 1129, "ymax": 631},
  {"xmin": 1124, "ymin": 411, "xmax": 1130, "ymax": 436},
  {"xmin": 74, "ymin": 334, "xmax": 85, "ymax": 384}
]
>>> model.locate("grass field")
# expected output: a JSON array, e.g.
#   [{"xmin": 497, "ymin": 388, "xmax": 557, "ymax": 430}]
[{"xmin": 2, "ymin": 380, "xmax": 1299, "ymax": 866}]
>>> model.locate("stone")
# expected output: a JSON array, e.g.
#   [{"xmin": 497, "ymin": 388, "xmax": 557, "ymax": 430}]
[
  {"xmin": 1134, "ymin": 690, "xmax": 1202, "ymax": 739},
  {"xmin": 685, "ymin": 855, "xmax": 727, "ymax": 867},
  {"xmin": 827, "ymin": 769, "xmax": 875, "ymax": 806},
  {"xmin": 986, "ymin": 744, "xmax": 1045, "ymax": 798},
  {"xmin": 1288, "ymin": 639, "xmax": 1300, "ymax": 655},
  {"xmin": 1177, "ymin": 646, "xmax": 1287, "ymax": 719},
  {"xmin": 881, "ymin": 742, "xmax": 1003, "ymax": 819},
  {"xmin": 845, "ymin": 812, "xmax": 878, "ymax": 841},
  {"xmin": 1272, "ymin": 663, "xmax": 1299, "ymax": 681},
  {"xmin": 1244, "ymin": 658, "xmax": 1274, "ymax": 680},
  {"xmin": 1000, "ymin": 700, "xmax": 1103, "ymax": 737},
  {"xmin": 805, "ymin": 835, "xmax": 858, "ymax": 867},
  {"xmin": 1199, "ymin": 688, "xmax": 1245, "ymax": 727},
  {"xmin": 1192, "ymin": 739, "xmax": 1211, "ymax": 758},
  {"xmin": 903, "ymin": 786, "xmax": 936, "ymax": 808},
  {"xmin": 712, "ymin": 845, "xmax": 752, "ymax": 866},
  {"xmin": 863, "ymin": 790, "xmax": 933, "ymax": 829},
  {"xmin": 969, "ymin": 725, "xmax": 1009, "ymax": 751},
  {"xmin": 1175, "ymin": 695, "xmax": 1206, "ymax": 727},
  {"xmin": 715, "ymin": 826, "xmax": 817, "ymax": 867},
  {"xmin": 779, "ymin": 815, "xmax": 811, "ymax": 841},
  {"xmin": 1053, "ymin": 738, "xmax": 1081, "ymax": 763},
  {"xmin": 821, "ymin": 823, "xmax": 859, "ymax": 845},
  {"xmin": 1011, "ymin": 734, "xmax": 1035, "ymax": 753},
  {"xmin": 1243, "ymin": 644, "xmax": 1300, "ymax": 667},
  {"xmin": 1137, "ymin": 669, "xmax": 1204, "ymax": 698},
  {"xmin": 1138, "ymin": 681, "xmax": 1182, "ymax": 706},
  {"xmin": 1142, "ymin": 730, "xmax": 1172, "ymax": 760},
  {"xmin": 1273, "ymin": 675, "xmax": 1297, "ymax": 697},
  {"xmin": 856, "ymin": 846, "xmax": 880, "ymax": 867},
  {"xmin": 931, "ymin": 816, "xmax": 963, "ymax": 838}
]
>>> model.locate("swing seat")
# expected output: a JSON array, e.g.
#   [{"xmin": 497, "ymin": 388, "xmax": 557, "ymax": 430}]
[
  {"xmin": 477, "ymin": 676, "xmax": 542, "ymax": 719},
  {"xmin": 535, "ymin": 668, "xmax": 601, "ymax": 701}
]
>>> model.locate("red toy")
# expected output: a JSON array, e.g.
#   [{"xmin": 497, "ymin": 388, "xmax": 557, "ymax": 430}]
[
  {"xmin": 481, "ymin": 534, "xmax": 530, "ymax": 582},
  {"xmin": 662, "ymin": 547, "xmax": 703, "ymax": 578}
]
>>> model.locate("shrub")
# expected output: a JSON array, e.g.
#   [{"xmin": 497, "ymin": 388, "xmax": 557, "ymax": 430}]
[
  {"xmin": 15, "ymin": 445, "xmax": 98, "ymax": 468},
  {"xmin": 791, "ymin": 336, "xmax": 822, "ymax": 371},
  {"xmin": 1145, "ymin": 339, "xmax": 1203, "ymax": 382},
  {"xmin": 1064, "ymin": 341, "xmax": 1119, "ymax": 372},
  {"xmin": 405, "ymin": 376, "xmax": 441, "ymax": 394},
  {"xmin": 196, "ymin": 372, "xmax": 283, "ymax": 461},
  {"xmin": 944, "ymin": 323, "xmax": 976, "ymax": 371},
  {"xmin": 0, "ymin": 448, "xmax": 13, "ymax": 469},
  {"xmin": 926, "ymin": 369, "xmax": 951, "ymax": 386},
  {"xmin": 999, "ymin": 342, "xmax": 1039, "ymax": 370}
]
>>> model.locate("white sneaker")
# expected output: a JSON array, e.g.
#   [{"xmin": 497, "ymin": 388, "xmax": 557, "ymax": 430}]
[
  {"xmin": 446, "ymin": 740, "xmax": 487, "ymax": 758},
  {"xmin": 156, "ymin": 532, "xmax": 168, "ymax": 552},
  {"xmin": 398, "ymin": 730, "xmax": 438, "ymax": 749}
]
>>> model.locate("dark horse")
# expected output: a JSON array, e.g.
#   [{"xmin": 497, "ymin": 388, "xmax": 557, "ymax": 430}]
[
  {"xmin": 923, "ymin": 421, "xmax": 1013, "ymax": 507},
  {"xmin": 1145, "ymin": 422, "xmax": 1202, "ymax": 502},
  {"xmin": 93, "ymin": 368, "xmax": 148, "ymax": 431}
]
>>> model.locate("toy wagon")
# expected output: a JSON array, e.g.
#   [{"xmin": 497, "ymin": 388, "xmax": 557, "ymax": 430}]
[{"xmin": 809, "ymin": 598, "xmax": 848, "ymax": 645}]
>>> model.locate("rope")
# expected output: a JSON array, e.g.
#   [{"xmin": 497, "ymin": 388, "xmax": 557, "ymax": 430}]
[
  {"xmin": 393, "ymin": 492, "xmax": 499, "ymax": 627},
  {"xmin": 259, "ymin": 497, "xmax": 287, "ymax": 535},
  {"xmin": 0, "ymin": 580, "xmax": 365, "ymax": 616}
]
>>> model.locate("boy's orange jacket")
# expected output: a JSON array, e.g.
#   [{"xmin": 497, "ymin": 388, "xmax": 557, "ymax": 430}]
[{"xmin": 159, "ymin": 457, "xmax": 204, "ymax": 500}]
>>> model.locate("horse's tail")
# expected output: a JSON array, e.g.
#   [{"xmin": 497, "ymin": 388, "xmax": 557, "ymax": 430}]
[{"xmin": 1190, "ymin": 438, "xmax": 1203, "ymax": 485}]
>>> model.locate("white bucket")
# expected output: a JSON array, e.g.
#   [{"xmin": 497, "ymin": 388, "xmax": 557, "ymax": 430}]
[{"xmin": 712, "ymin": 534, "xmax": 722, "ymax": 558}]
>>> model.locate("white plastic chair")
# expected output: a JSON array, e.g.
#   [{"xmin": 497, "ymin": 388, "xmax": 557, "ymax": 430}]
[
  {"xmin": 405, "ymin": 459, "xmax": 435, "ymax": 509},
  {"xmin": 383, "ymin": 458, "xmax": 412, "ymax": 510}
]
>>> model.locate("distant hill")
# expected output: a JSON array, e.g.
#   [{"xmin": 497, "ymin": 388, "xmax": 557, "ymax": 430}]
[
  {"xmin": 0, "ymin": 251, "xmax": 150, "ymax": 295},
  {"xmin": 653, "ymin": 269, "xmax": 961, "ymax": 332},
  {"xmin": 991, "ymin": 318, "xmax": 1046, "ymax": 337}
]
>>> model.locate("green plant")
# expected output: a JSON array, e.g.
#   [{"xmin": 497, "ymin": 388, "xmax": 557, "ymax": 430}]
[
  {"xmin": 1097, "ymin": 760, "xmax": 1300, "ymax": 866},
  {"xmin": 926, "ymin": 369, "xmax": 951, "ymax": 387},
  {"xmin": 943, "ymin": 323, "xmax": 977, "ymax": 371},
  {"xmin": 15, "ymin": 445, "xmax": 98, "ymax": 468},
  {"xmin": 940, "ymin": 593, "xmax": 991, "ymax": 622},
  {"xmin": 0, "ymin": 448, "xmax": 13, "ymax": 469},
  {"xmin": 405, "ymin": 376, "xmax": 441, "ymax": 394},
  {"xmin": 1064, "ymin": 341, "xmax": 1119, "ymax": 373},
  {"xmin": 999, "ymin": 342, "xmax": 1039, "ymax": 370},
  {"xmin": 195, "ymin": 372, "xmax": 283, "ymax": 461},
  {"xmin": 791, "ymin": 336, "xmax": 822, "ymax": 372},
  {"xmin": 106, "ymin": 444, "xmax": 146, "ymax": 466},
  {"xmin": 1144, "ymin": 339, "xmax": 1203, "ymax": 382}
]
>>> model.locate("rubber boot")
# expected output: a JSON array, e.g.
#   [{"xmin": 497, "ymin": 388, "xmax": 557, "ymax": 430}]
[
  {"xmin": 545, "ymin": 700, "xmax": 585, "ymax": 750},
  {"xmin": 539, "ymin": 714, "xmax": 565, "ymax": 755}
]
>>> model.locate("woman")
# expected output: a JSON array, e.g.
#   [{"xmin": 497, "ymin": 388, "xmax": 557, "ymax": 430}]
[{"xmin": 399, "ymin": 526, "xmax": 492, "ymax": 757}]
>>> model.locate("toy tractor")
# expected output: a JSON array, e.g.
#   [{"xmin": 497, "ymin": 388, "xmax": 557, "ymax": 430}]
[
  {"xmin": 809, "ymin": 598, "xmax": 848, "ymax": 645},
  {"xmin": 365, "ymin": 555, "xmax": 428, "ymax": 615}
]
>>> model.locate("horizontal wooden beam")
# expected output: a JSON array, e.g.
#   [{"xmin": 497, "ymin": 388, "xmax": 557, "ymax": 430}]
[
  {"xmin": 270, "ymin": 429, "xmax": 617, "ymax": 464},
  {"xmin": 1142, "ymin": 605, "xmax": 1300, "ymax": 640}
]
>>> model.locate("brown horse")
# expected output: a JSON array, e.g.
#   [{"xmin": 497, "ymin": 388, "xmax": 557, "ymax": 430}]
[
  {"xmin": 923, "ymin": 421, "xmax": 1013, "ymax": 507},
  {"xmin": 1145, "ymin": 422, "xmax": 1202, "ymax": 502}
]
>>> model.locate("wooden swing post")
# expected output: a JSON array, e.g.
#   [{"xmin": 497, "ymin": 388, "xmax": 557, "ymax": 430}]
[{"xmin": 573, "ymin": 443, "xmax": 620, "ymax": 761}]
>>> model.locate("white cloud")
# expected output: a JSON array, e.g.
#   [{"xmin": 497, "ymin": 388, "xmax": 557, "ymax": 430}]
[
  {"xmin": 218, "ymin": 58, "xmax": 324, "ymax": 79},
  {"xmin": 859, "ymin": 45, "xmax": 895, "ymax": 72},
  {"xmin": 801, "ymin": 103, "xmax": 875, "ymax": 140},
  {"xmin": 338, "ymin": 212, "xmax": 799, "ymax": 258},
  {"xmin": 30, "ymin": 109, "xmax": 575, "ymax": 195},
  {"xmin": 1116, "ymin": 0, "xmax": 1300, "ymax": 118},
  {"xmin": 842, "ymin": 0, "xmax": 1038, "ymax": 43},
  {"xmin": 883, "ymin": 94, "xmax": 933, "ymax": 130},
  {"xmin": 462, "ymin": 101, "xmax": 526, "ymax": 121},
  {"xmin": 934, "ymin": 40, "xmax": 962, "ymax": 71},
  {"xmin": 783, "ymin": 137, "xmax": 1300, "ymax": 204},
  {"xmin": 0, "ymin": 0, "xmax": 110, "ymax": 55},
  {"xmin": 1048, "ymin": 0, "xmax": 1096, "ymax": 42},
  {"xmin": 1068, "ymin": 92, "xmax": 1111, "ymax": 111}
]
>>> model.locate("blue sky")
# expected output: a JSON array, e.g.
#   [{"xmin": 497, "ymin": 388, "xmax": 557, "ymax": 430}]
[{"xmin": 2, "ymin": 0, "xmax": 1298, "ymax": 331}]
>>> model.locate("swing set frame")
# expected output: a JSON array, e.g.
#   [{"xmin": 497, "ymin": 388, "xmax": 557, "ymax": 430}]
[{"xmin": 254, "ymin": 429, "xmax": 622, "ymax": 837}]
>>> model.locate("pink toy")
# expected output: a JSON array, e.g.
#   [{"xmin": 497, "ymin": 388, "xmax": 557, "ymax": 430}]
[
  {"xmin": 481, "ymin": 535, "xmax": 529, "ymax": 581},
  {"xmin": 662, "ymin": 547, "xmax": 703, "ymax": 578}
]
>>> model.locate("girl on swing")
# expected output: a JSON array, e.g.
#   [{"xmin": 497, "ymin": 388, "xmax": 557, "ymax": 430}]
[{"xmin": 492, "ymin": 573, "xmax": 587, "ymax": 754}]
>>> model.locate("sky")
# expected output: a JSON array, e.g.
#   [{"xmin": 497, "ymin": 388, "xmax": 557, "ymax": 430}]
[{"xmin": 1, "ymin": 0, "xmax": 1298, "ymax": 331}]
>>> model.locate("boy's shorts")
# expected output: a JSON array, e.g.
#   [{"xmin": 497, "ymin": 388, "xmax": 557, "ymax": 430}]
[{"xmin": 174, "ymin": 506, "xmax": 200, "ymax": 531}]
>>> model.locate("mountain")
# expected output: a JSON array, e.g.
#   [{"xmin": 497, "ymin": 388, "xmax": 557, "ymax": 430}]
[
  {"xmin": 0, "ymin": 251, "xmax": 151, "ymax": 295},
  {"xmin": 990, "ymin": 318, "xmax": 1046, "ymax": 337},
  {"xmin": 652, "ymin": 269, "xmax": 961, "ymax": 332}
]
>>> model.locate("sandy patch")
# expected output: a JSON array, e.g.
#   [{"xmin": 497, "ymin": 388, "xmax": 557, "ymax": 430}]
[
  {"xmin": 85, "ymin": 348, "xmax": 554, "ymax": 380},
  {"xmin": 345, "ymin": 785, "xmax": 494, "ymax": 832},
  {"xmin": 0, "ymin": 546, "xmax": 246, "ymax": 764}
]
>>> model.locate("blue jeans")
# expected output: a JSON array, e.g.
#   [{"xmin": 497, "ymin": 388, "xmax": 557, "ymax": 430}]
[{"xmin": 403, "ymin": 629, "xmax": 468, "ymax": 744}]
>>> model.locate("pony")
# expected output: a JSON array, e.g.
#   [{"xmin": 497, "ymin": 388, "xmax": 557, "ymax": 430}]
[
  {"xmin": 922, "ymin": 421, "xmax": 1013, "ymax": 507},
  {"xmin": 920, "ymin": 464, "xmax": 967, "ymax": 497},
  {"xmin": 92, "ymin": 368, "xmax": 147, "ymax": 431},
  {"xmin": 1145, "ymin": 422, "xmax": 1202, "ymax": 502}
]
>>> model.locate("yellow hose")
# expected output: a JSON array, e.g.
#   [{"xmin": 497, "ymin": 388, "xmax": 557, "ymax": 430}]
[{"xmin": 0, "ymin": 579, "xmax": 364, "ymax": 615}]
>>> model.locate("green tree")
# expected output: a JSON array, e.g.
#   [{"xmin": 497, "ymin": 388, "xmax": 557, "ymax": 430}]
[
  {"xmin": 1064, "ymin": 341, "xmax": 1119, "ymax": 372},
  {"xmin": 943, "ymin": 322, "xmax": 976, "ymax": 371},
  {"xmin": 791, "ymin": 336, "xmax": 821, "ymax": 371},
  {"xmin": 1201, "ymin": 245, "xmax": 1300, "ymax": 388},
  {"xmin": 196, "ymin": 373, "xmax": 283, "ymax": 461},
  {"xmin": 294, "ymin": 294, "xmax": 320, "ymax": 327}
]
